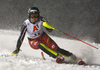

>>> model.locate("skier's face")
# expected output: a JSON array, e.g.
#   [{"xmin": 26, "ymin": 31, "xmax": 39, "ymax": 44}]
[{"xmin": 30, "ymin": 14, "xmax": 38, "ymax": 23}]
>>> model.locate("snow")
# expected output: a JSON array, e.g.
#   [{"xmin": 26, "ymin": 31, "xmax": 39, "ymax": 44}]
[{"xmin": 0, "ymin": 29, "xmax": 100, "ymax": 70}]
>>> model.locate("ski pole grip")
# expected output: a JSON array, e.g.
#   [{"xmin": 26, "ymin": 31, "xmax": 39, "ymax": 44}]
[{"xmin": 43, "ymin": 22, "xmax": 55, "ymax": 29}]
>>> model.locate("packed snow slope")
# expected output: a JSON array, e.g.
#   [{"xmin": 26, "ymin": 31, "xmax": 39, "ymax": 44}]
[{"xmin": 0, "ymin": 29, "xmax": 100, "ymax": 70}]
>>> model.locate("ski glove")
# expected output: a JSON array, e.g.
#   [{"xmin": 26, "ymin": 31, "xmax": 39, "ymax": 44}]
[{"xmin": 12, "ymin": 48, "xmax": 20, "ymax": 56}]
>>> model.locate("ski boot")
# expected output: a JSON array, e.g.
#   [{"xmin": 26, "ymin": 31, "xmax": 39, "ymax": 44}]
[
  {"xmin": 56, "ymin": 55, "xmax": 64, "ymax": 63},
  {"xmin": 77, "ymin": 58, "xmax": 86, "ymax": 65}
]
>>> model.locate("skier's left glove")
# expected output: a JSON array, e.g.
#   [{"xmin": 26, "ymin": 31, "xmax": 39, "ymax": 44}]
[{"xmin": 12, "ymin": 48, "xmax": 20, "ymax": 56}]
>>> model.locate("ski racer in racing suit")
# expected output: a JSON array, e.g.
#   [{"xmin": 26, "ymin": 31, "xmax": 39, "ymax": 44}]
[{"xmin": 12, "ymin": 7, "xmax": 85, "ymax": 65}]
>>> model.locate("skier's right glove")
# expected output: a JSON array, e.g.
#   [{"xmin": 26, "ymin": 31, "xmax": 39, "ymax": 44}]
[{"xmin": 12, "ymin": 48, "xmax": 20, "ymax": 56}]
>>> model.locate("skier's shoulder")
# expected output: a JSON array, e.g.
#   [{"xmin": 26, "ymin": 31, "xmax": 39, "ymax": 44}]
[
  {"xmin": 24, "ymin": 19, "xmax": 30, "ymax": 23},
  {"xmin": 23, "ymin": 19, "xmax": 30, "ymax": 26},
  {"xmin": 21, "ymin": 19, "xmax": 28, "ymax": 30}
]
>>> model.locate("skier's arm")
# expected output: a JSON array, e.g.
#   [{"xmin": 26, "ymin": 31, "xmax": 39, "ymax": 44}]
[
  {"xmin": 16, "ymin": 24, "xmax": 27, "ymax": 49},
  {"xmin": 12, "ymin": 24, "xmax": 27, "ymax": 56},
  {"xmin": 41, "ymin": 17, "xmax": 53, "ymax": 32}
]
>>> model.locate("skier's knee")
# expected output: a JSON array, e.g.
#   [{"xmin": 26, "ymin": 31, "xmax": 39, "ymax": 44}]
[{"xmin": 37, "ymin": 43, "xmax": 57, "ymax": 58}]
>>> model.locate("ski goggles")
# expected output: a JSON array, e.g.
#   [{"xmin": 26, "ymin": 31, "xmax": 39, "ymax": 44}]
[{"xmin": 30, "ymin": 14, "xmax": 38, "ymax": 18}]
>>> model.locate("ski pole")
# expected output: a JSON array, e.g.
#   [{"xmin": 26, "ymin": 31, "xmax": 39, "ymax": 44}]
[{"xmin": 43, "ymin": 22, "xmax": 98, "ymax": 49}]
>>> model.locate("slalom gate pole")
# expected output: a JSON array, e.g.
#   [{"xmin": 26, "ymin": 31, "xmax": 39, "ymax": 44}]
[
  {"xmin": 43, "ymin": 22, "xmax": 98, "ymax": 49},
  {"xmin": 41, "ymin": 52, "xmax": 46, "ymax": 60}
]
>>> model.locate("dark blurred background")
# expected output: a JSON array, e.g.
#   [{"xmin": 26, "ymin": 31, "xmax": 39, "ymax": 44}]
[{"xmin": 0, "ymin": 0, "xmax": 100, "ymax": 43}]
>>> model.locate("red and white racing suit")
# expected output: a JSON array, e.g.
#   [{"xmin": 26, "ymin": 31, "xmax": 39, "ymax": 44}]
[
  {"xmin": 16, "ymin": 17, "xmax": 58, "ymax": 52},
  {"xmin": 15, "ymin": 16, "xmax": 85, "ymax": 64},
  {"xmin": 16, "ymin": 16, "xmax": 72, "ymax": 58}
]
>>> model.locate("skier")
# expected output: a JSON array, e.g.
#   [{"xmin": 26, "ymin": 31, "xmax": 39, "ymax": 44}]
[{"xmin": 12, "ymin": 7, "xmax": 85, "ymax": 65}]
